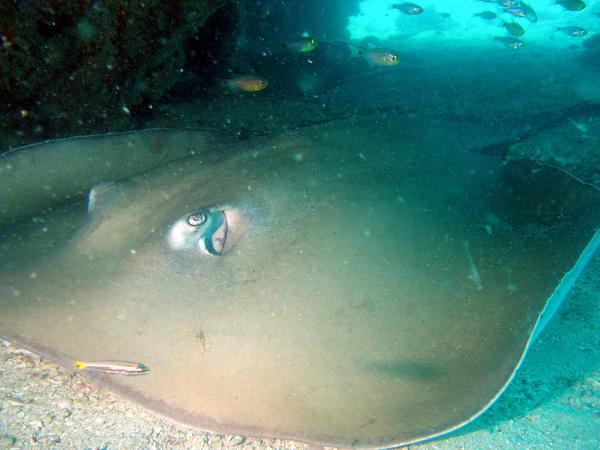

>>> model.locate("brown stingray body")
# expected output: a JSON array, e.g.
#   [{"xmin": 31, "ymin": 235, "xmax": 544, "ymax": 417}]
[{"xmin": 0, "ymin": 117, "xmax": 598, "ymax": 447}]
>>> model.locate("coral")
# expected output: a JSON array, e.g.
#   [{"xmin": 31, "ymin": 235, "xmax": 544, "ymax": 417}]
[{"xmin": 0, "ymin": 0, "xmax": 227, "ymax": 149}]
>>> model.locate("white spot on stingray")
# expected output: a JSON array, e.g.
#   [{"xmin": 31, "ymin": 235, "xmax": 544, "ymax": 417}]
[
  {"xmin": 569, "ymin": 117, "xmax": 588, "ymax": 135},
  {"xmin": 464, "ymin": 241, "xmax": 482, "ymax": 290},
  {"xmin": 167, "ymin": 221, "xmax": 190, "ymax": 250}
]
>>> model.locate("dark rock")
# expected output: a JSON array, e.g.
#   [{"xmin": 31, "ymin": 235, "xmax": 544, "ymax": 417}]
[
  {"xmin": 580, "ymin": 32, "xmax": 600, "ymax": 68},
  {"xmin": 0, "ymin": 0, "xmax": 228, "ymax": 149}
]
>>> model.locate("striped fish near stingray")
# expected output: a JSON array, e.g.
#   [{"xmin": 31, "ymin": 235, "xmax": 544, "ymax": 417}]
[
  {"xmin": 0, "ymin": 118, "xmax": 599, "ymax": 448},
  {"xmin": 75, "ymin": 360, "xmax": 149, "ymax": 376}
]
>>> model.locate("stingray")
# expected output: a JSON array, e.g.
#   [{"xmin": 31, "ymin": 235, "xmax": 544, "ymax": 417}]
[
  {"xmin": 0, "ymin": 117, "xmax": 599, "ymax": 448},
  {"xmin": 449, "ymin": 101, "xmax": 600, "ymax": 158}
]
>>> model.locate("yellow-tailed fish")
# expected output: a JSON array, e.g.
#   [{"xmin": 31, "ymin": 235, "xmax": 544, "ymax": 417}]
[
  {"xmin": 497, "ymin": 0, "xmax": 520, "ymax": 6},
  {"xmin": 392, "ymin": 3, "xmax": 424, "ymax": 15},
  {"xmin": 494, "ymin": 36, "xmax": 525, "ymax": 50},
  {"xmin": 223, "ymin": 75, "xmax": 269, "ymax": 93},
  {"xmin": 504, "ymin": 3, "xmax": 538, "ymax": 22},
  {"xmin": 361, "ymin": 48, "xmax": 399, "ymax": 67},
  {"xmin": 75, "ymin": 360, "xmax": 149, "ymax": 375},
  {"xmin": 557, "ymin": 26, "xmax": 587, "ymax": 37},
  {"xmin": 283, "ymin": 36, "xmax": 319, "ymax": 54}
]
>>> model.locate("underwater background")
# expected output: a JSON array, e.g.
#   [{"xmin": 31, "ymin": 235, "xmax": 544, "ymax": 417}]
[{"xmin": 1, "ymin": 0, "xmax": 599, "ymax": 449}]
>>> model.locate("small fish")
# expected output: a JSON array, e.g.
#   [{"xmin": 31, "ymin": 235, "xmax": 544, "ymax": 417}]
[
  {"xmin": 505, "ymin": 6, "xmax": 526, "ymax": 17},
  {"xmin": 283, "ymin": 36, "xmax": 319, "ymax": 54},
  {"xmin": 360, "ymin": 48, "xmax": 399, "ymax": 66},
  {"xmin": 475, "ymin": 11, "xmax": 498, "ymax": 20},
  {"xmin": 392, "ymin": 3, "xmax": 424, "ymax": 15},
  {"xmin": 505, "ymin": 3, "xmax": 538, "ymax": 22},
  {"xmin": 75, "ymin": 360, "xmax": 149, "ymax": 376},
  {"xmin": 503, "ymin": 22, "xmax": 525, "ymax": 37},
  {"xmin": 556, "ymin": 0, "xmax": 586, "ymax": 11},
  {"xmin": 494, "ymin": 36, "xmax": 525, "ymax": 49},
  {"xmin": 557, "ymin": 26, "xmax": 587, "ymax": 36},
  {"xmin": 520, "ymin": 3, "xmax": 538, "ymax": 22},
  {"xmin": 497, "ymin": 0, "xmax": 519, "ymax": 6},
  {"xmin": 222, "ymin": 75, "xmax": 269, "ymax": 93}
]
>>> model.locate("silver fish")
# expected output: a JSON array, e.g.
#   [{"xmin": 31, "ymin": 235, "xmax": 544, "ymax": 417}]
[
  {"xmin": 557, "ymin": 26, "xmax": 587, "ymax": 37},
  {"xmin": 494, "ymin": 35, "xmax": 525, "ymax": 49}
]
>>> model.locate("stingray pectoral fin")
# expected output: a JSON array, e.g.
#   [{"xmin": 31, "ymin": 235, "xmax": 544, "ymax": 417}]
[{"xmin": 0, "ymin": 128, "xmax": 236, "ymax": 230}]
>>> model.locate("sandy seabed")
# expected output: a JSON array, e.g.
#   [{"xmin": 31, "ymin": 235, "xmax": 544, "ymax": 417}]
[{"xmin": 0, "ymin": 252, "xmax": 598, "ymax": 450}]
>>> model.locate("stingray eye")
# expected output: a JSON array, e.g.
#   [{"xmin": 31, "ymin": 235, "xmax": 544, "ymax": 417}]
[{"xmin": 187, "ymin": 211, "xmax": 208, "ymax": 227}]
